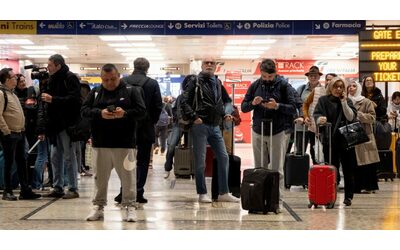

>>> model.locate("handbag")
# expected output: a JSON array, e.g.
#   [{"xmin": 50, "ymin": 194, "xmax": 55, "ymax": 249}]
[{"xmin": 338, "ymin": 121, "xmax": 370, "ymax": 149}]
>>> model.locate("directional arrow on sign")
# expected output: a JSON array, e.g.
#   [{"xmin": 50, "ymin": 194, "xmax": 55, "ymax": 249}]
[
  {"xmin": 79, "ymin": 22, "xmax": 86, "ymax": 29},
  {"xmin": 315, "ymin": 24, "xmax": 321, "ymax": 29},
  {"xmin": 121, "ymin": 23, "xmax": 128, "ymax": 30},
  {"xmin": 168, "ymin": 23, "xmax": 174, "ymax": 29},
  {"xmin": 39, "ymin": 22, "xmax": 46, "ymax": 29},
  {"xmin": 237, "ymin": 22, "xmax": 243, "ymax": 29}
]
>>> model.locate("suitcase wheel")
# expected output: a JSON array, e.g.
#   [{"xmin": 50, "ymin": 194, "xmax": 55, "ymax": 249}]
[
  {"xmin": 391, "ymin": 178, "xmax": 394, "ymax": 182},
  {"xmin": 285, "ymin": 184, "xmax": 291, "ymax": 189},
  {"xmin": 302, "ymin": 185, "xmax": 307, "ymax": 189},
  {"xmin": 326, "ymin": 203, "xmax": 335, "ymax": 209},
  {"xmin": 308, "ymin": 203, "xmax": 313, "ymax": 209}
]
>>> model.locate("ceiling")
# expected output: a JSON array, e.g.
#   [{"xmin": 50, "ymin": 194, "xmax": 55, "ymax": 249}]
[{"xmin": 0, "ymin": 34, "xmax": 359, "ymax": 65}]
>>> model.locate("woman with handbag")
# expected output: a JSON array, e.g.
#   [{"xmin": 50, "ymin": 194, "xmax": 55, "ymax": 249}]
[
  {"xmin": 314, "ymin": 77, "xmax": 358, "ymax": 206},
  {"xmin": 347, "ymin": 81, "xmax": 379, "ymax": 193}
]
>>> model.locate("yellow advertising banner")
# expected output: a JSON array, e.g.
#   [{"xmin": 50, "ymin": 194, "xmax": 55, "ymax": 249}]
[{"xmin": 0, "ymin": 21, "xmax": 37, "ymax": 34}]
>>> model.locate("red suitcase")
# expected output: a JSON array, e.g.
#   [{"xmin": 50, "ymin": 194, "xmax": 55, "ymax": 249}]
[
  {"xmin": 204, "ymin": 145, "xmax": 214, "ymax": 177},
  {"xmin": 308, "ymin": 123, "xmax": 337, "ymax": 209}
]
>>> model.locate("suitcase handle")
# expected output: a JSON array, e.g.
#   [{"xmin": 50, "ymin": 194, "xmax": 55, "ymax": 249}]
[
  {"xmin": 261, "ymin": 119, "xmax": 273, "ymax": 169},
  {"xmin": 316, "ymin": 122, "xmax": 332, "ymax": 165},
  {"xmin": 293, "ymin": 123, "xmax": 306, "ymax": 156}
]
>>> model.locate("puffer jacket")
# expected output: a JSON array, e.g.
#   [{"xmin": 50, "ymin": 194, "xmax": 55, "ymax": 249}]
[
  {"xmin": 180, "ymin": 73, "xmax": 231, "ymax": 126},
  {"xmin": 241, "ymin": 76, "xmax": 297, "ymax": 135}
]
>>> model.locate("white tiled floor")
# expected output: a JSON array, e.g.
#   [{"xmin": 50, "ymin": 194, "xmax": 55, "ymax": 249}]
[{"xmin": 1, "ymin": 143, "xmax": 400, "ymax": 230}]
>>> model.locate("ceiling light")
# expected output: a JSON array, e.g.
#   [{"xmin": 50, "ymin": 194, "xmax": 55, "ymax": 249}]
[
  {"xmin": 243, "ymin": 51, "xmax": 265, "ymax": 55},
  {"xmin": 99, "ymin": 36, "xmax": 126, "ymax": 41},
  {"xmin": 226, "ymin": 40, "xmax": 252, "ymax": 45},
  {"xmin": 116, "ymin": 48, "xmax": 137, "ymax": 52},
  {"xmin": 126, "ymin": 56, "xmax": 164, "ymax": 61},
  {"xmin": 132, "ymin": 43, "xmax": 156, "ymax": 47},
  {"xmin": 121, "ymin": 52, "xmax": 162, "ymax": 57},
  {"xmin": 26, "ymin": 55, "xmax": 68, "ymax": 58},
  {"xmin": 21, "ymin": 45, "xmax": 69, "ymax": 50},
  {"xmin": 107, "ymin": 43, "xmax": 133, "ymax": 47},
  {"xmin": 0, "ymin": 39, "xmax": 34, "ymax": 45},
  {"xmin": 221, "ymin": 55, "xmax": 260, "ymax": 59},
  {"xmin": 341, "ymin": 42, "xmax": 358, "ymax": 48},
  {"xmin": 126, "ymin": 36, "xmax": 152, "ymax": 41},
  {"xmin": 15, "ymin": 50, "xmax": 57, "ymax": 54},
  {"xmin": 251, "ymin": 39, "xmax": 276, "ymax": 44},
  {"xmin": 80, "ymin": 67, "xmax": 100, "ymax": 70},
  {"xmin": 222, "ymin": 51, "xmax": 243, "ymax": 55}
]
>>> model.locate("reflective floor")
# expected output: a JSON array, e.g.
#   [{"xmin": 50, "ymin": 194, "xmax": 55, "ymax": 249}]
[{"xmin": 1, "ymin": 143, "xmax": 400, "ymax": 230}]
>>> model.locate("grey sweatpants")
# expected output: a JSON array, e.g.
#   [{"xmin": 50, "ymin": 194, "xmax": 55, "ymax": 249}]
[
  {"xmin": 91, "ymin": 147, "xmax": 136, "ymax": 207},
  {"xmin": 252, "ymin": 130, "xmax": 290, "ymax": 200}
]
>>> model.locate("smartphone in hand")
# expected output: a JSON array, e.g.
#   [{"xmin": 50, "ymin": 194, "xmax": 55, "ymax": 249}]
[{"xmin": 107, "ymin": 105, "xmax": 116, "ymax": 112}]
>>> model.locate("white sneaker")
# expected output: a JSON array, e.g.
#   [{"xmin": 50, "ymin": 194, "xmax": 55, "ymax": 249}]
[
  {"xmin": 125, "ymin": 206, "xmax": 137, "ymax": 222},
  {"xmin": 198, "ymin": 194, "xmax": 212, "ymax": 203},
  {"xmin": 86, "ymin": 205, "xmax": 104, "ymax": 221},
  {"xmin": 164, "ymin": 171, "xmax": 170, "ymax": 179},
  {"xmin": 218, "ymin": 193, "xmax": 240, "ymax": 203}
]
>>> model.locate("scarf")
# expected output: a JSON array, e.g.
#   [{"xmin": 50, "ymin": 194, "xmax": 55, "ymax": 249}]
[{"xmin": 348, "ymin": 82, "xmax": 365, "ymax": 104}]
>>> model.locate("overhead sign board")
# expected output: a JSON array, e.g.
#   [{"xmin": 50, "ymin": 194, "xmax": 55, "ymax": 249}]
[
  {"xmin": 359, "ymin": 30, "xmax": 400, "ymax": 82},
  {"xmin": 37, "ymin": 21, "xmax": 76, "ymax": 34},
  {"xmin": 0, "ymin": 21, "xmax": 36, "ymax": 34}
]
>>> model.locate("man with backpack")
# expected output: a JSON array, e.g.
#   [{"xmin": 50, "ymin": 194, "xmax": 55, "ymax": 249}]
[
  {"xmin": 180, "ymin": 57, "xmax": 239, "ymax": 203},
  {"xmin": 0, "ymin": 68, "xmax": 41, "ymax": 201},
  {"xmin": 114, "ymin": 57, "xmax": 162, "ymax": 204}
]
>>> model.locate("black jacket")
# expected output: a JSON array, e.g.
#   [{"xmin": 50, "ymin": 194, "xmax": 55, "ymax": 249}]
[
  {"xmin": 180, "ymin": 73, "xmax": 232, "ymax": 126},
  {"xmin": 37, "ymin": 65, "xmax": 81, "ymax": 137},
  {"xmin": 122, "ymin": 71, "xmax": 162, "ymax": 143},
  {"xmin": 368, "ymin": 87, "xmax": 387, "ymax": 121},
  {"xmin": 241, "ymin": 76, "xmax": 297, "ymax": 135},
  {"xmin": 313, "ymin": 95, "xmax": 357, "ymax": 145},
  {"xmin": 81, "ymin": 82, "xmax": 146, "ymax": 148}
]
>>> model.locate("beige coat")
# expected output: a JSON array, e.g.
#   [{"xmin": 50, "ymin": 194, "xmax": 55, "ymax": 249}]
[{"xmin": 353, "ymin": 98, "xmax": 380, "ymax": 166}]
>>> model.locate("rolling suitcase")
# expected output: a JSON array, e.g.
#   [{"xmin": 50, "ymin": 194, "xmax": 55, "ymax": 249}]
[
  {"xmin": 308, "ymin": 123, "xmax": 337, "ymax": 209},
  {"xmin": 377, "ymin": 150, "xmax": 396, "ymax": 181},
  {"xmin": 173, "ymin": 146, "xmax": 194, "ymax": 178},
  {"xmin": 241, "ymin": 119, "xmax": 280, "ymax": 214},
  {"xmin": 284, "ymin": 124, "xmax": 310, "ymax": 189},
  {"xmin": 204, "ymin": 146, "xmax": 214, "ymax": 177}
]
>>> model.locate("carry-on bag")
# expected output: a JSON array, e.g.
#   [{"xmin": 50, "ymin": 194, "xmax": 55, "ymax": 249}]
[
  {"xmin": 241, "ymin": 119, "xmax": 280, "ymax": 214},
  {"xmin": 173, "ymin": 145, "xmax": 194, "ymax": 178},
  {"xmin": 284, "ymin": 124, "xmax": 310, "ymax": 189},
  {"xmin": 308, "ymin": 123, "xmax": 337, "ymax": 209},
  {"xmin": 377, "ymin": 150, "xmax": 396, "ymax": 181}
]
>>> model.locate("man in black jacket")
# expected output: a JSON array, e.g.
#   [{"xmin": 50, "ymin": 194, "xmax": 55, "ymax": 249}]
[
  {"xmin": 241, "ymin": 59, "xmax": 297, "ymax": 212},
  {"xmin": 82, "ymin": 64, "xmax": 146, "ymax": 222},
  {"xmin": 180, "ymin": 57, "xmax": 240, "ymax": 203},
  {"xmin": 37, "ymin": 54, "xmax": 81, "ymax": 199},
  {"xmin": 114, "ymin": 57, "xmax": 162, "ymax": 204}
]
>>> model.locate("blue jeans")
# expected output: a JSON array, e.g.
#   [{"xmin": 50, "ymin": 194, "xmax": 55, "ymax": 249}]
[
  {"xmin": 50, "ymin": 130, "xmax": 78, "ymax": 192},
  {"xmin": 31, "ymin": 139, "xmax": 49, "ymax": 189},
  {"xmin": 164, "ymin": 125, "xmax": 183, "ymax": 172},
  {"xmin": 191, "ymin": 123, "xmax": 229, "ymax": 195}
]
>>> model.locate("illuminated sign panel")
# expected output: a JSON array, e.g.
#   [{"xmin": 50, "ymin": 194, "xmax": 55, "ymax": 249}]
[{"xmin": 359, "ymin": 30, "xmax": 400, "ymax": 82}]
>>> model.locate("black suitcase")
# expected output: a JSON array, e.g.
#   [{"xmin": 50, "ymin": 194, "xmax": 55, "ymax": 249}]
[
  {"xmin": 240, "ymin": 120, "xmax": 280, "ymax": 214},
  {"xmin": 241, "ymin": 168, "xmax": 280, "ymax": 214},
  {"xmin": 284, "ymin": 124, "xmax": 310, "ymax": 189},
  {"xmin": 377, "ymin": 150, "xmax": 396, "ymax": 181},
  {"xmin": 211, "ymin": 154, "xmax": 241, "ymax": 199}
]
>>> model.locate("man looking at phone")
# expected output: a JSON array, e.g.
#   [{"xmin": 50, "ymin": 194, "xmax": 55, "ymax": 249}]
[
  {"xmin": 241, "ymin": 59, "xmax": 297, "ymax": 212},
  {"xmin": 82, "ymin": 64, "xmax": 146, "ymax": 222}
]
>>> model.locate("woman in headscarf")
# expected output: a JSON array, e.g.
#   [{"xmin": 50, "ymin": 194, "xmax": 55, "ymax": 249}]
[
  {"xmin": 347, "ymin": 80, "xmax": 379, "ymax": 193},
  {"xmin": 314, "ymin": 77, "xmax": 357, "ymax": 206}
]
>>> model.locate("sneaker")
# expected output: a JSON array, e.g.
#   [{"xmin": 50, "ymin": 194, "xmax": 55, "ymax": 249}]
[
  {"xmin": 86, "ymin": 205, "xmax": 104, "ymax": 221},
  {"xmin": 199, "ymin": 194, "xmax": 212, "ymax": 203},
  {"xmin": 164, "ymin": 171, "xmax": 170, "ymax": 179},
  {"xmin": 63, "ymin": 191, "xmax": 79, "ymax": 199},
  {"xmin": 114, "ymin": 193, "xmax": 122, "ymax": 204},
  {"xmin": 80, "ymin": 169, "xmax": 93, "ymax": 177},
  {"xmin": 2, "ymin": 192, "xmax": 17, "ymax": 201},
  {"xmin": 44, "ymin": 190, "xmax": 65, "ymax": 198},
  {"xmin": 218, "ymin": 193, "xmax": 240, "ymax": 203},
  {"xmin": 124, "ymin": 206, "xmax": 137, "ymax": 222},
  {"xmin": 275, "ymin": 204, "xmax": 284, "ymax": 214}
]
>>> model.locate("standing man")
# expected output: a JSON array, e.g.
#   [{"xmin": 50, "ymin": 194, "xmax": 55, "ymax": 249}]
[
  {"xmin": 83, "ymin": 64, "xmax": 146, "ymax": 222},
  {"xmin": 114, "ymin": 57, "xmax": 162, "ymax": 204},
  {"xmin": 241, "ymin": 59, "xmax": 297, "ymax": 212},
  {"xmin": 295, "ymin": 66, "xmax": 323, "ymax": 164},
  {"xmin": 37, "ymin": 54, "xmax": 82, "ymax": 199},
  {"xmin": 180, "ymin": 57, "xmax": 240, "ymax": 203},
  {"xmin": 0, "ymin": 68, "xmax": 41, "ymax": 200}
]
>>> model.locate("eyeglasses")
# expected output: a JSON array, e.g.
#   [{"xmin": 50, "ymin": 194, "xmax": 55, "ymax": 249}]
[
  {"xmin": 332, "ymin": 85, "xmax": 344, "ymax": 89},
  {"xmin": 203, "ymin": 61, "xmax": 216, "ymax": 65}
]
